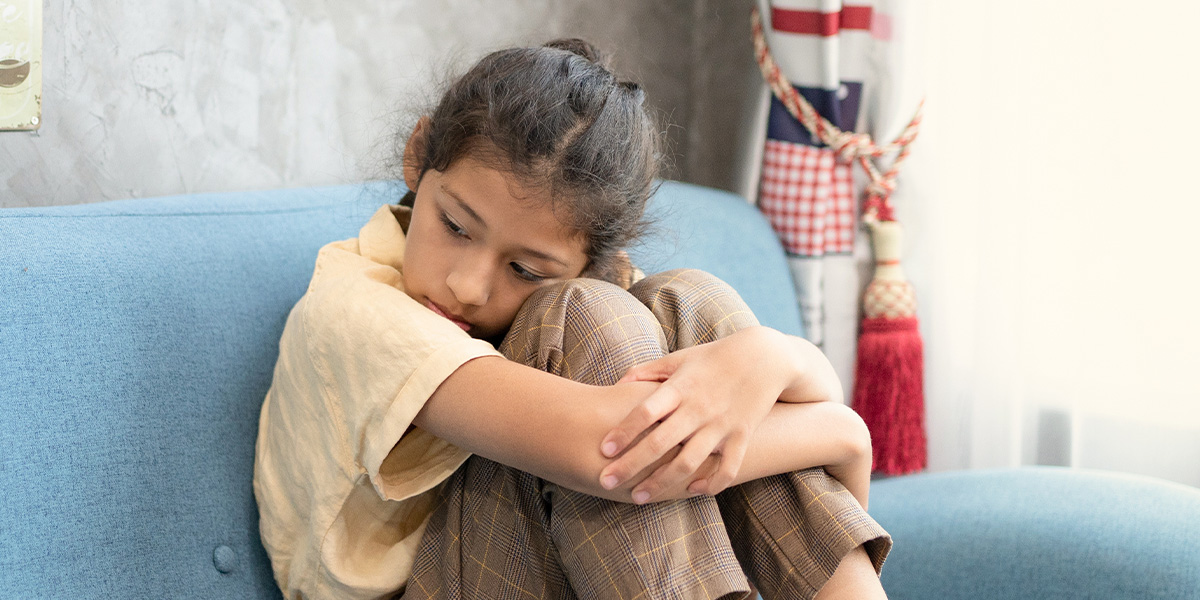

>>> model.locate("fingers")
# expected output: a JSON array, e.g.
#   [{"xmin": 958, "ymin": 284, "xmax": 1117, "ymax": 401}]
[
  {"xmin": 599, "ymin": 394, "xmax": 699, "ymax": 492},
  {"xmin": 601, "ymin": 382, "xmax": 681, "ymax": 458},
  {"xmin": 597, "ymin": 403, "xmax": 705, "ymax": 496},
  {"xmin": 616, "ymin": 354, "xmax": 678, "ymax": 384},
  {"xmin": 628, "ymin": 428, "xmax": 724, "ymax": 503},
  {"xmin": 687, "ymin": 430, "xmax": 748, "ymax": 496}
]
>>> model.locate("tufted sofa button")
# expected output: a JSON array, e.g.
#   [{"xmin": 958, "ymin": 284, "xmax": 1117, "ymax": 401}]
[{"xmin": 212, "ymin": 545, "xmax": 236, "ymax": 574}]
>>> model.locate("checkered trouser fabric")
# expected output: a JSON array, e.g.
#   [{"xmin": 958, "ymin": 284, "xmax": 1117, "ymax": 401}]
[
  {"xmin": 402, "ymin": 269, "xmax": 891, "ymax": 600},
  {"xmin": 757, "ymin": 140, "xmax": 855, "ymax": 257}
]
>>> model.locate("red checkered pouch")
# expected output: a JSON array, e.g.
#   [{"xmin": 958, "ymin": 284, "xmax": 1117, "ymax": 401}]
[{"xmin": 757, "ymin": 139, "xmax": 855, "ymax": 257}]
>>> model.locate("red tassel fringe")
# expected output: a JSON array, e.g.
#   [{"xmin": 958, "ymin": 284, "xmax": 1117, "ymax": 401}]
[{"xmin": 852, "ymin": 316, "xmax": 927, "ymax": 475}]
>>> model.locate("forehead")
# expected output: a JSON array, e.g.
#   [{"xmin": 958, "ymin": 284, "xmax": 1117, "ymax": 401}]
[
  {"xmin": 442, "ymin": 145, "xmax": 580, "ymax": 215},
  {"xmin": 435, "ymin": 155, "xmax": 587, "ymax": 261}
]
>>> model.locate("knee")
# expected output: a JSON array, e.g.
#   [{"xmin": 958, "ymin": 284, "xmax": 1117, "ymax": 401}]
[
  {"xmin": 631, "ymin": 268, "xmax": 745, "ymax": 309},
  {"xmin": 503, "ymin": 278, "xmax": 668, "ymax": 386},
  {"xmin": 635, "ymin": 268, "xmax": 725, "ymax": 290},
  {"xmin": 629, "ymin": 268, "xmax": 759, "ymax": 347},
  {"xmin": 525, "ymin": 277, "xmax": 633, "ymax": 310},
  {"xmin": 544, "ymin": 277, "xmax": 657, "ymax": 333},
  {"xmin": 517, "ymin": 278, "xmax": 653, "ymax": 334}
]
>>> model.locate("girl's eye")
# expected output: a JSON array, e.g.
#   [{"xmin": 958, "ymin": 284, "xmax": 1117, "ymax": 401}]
[
  {"xmin": 439, "ymin": 212, "xmax": 468, "ymax": 238},
  {"xmin": 510, "ymin": 262, "xmax": 546, "ymax": 283}
]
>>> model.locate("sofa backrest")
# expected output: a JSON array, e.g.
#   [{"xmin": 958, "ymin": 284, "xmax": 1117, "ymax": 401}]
[
  {"xmin": 0, "ymin": 181, "xmax": 800, "ymax": 598},
  {"xmin": 629, "ymin": 181, "xmax": 802, "ymax": 336}
]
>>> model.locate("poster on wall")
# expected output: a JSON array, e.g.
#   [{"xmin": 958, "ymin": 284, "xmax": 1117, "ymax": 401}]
[{"xmin": 0, "ymin": 0, "xmax": 40, "ymax": 131}]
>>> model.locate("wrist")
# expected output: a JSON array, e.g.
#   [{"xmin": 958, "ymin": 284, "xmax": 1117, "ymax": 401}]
[
  {"xmin": 777, "ymin": 335, "xmax": 843, "ymax": 403},
  {"xmin": 742, "ymin": 326, "xmax": 799, "ymax": 400}
]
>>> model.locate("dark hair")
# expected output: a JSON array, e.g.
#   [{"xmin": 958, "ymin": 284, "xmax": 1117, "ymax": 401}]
[{"xmin": 406, "ymin": 39, "xmax": 662, "ymax": 283}]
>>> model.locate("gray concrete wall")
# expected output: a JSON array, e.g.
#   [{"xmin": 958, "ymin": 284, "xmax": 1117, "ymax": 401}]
[
  {"xmin": 0, "ymin": 0, "xmax": 764, "ymax": 208},
  {"xmin": 686, "ymin": 0, "xmax": 768, "ymax": 202}
]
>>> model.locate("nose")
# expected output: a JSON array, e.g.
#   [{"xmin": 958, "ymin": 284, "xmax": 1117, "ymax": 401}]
[{"xmin": 446, "ymin": 260, "xmax": 492, "ymax": 307}]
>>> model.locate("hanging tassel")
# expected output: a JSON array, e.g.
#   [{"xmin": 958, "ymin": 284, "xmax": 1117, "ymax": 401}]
[{"xmin": 852, "ymin": 220, "xmax": 926, "ymax": 475}]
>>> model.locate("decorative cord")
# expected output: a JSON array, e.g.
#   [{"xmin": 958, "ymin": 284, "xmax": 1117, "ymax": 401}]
[{"xmin": 751, "ymin": 6, "xmax": 923, "ymax": 223}]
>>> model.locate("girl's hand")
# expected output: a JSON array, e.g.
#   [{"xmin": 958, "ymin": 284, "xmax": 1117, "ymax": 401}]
[{"xmin": 597, "ymin": 326, "xmax": 797, "ymax": 503}]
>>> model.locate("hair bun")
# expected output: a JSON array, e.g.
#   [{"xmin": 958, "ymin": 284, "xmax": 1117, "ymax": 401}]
[{"xmin": 544, "ymin": 38, "xmax": 609, "ymax": 68}]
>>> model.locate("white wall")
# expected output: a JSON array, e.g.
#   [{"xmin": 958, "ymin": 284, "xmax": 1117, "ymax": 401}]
[{"xmin": 906, "ymin": 0, "xmax": 1200, "ymax": 485}]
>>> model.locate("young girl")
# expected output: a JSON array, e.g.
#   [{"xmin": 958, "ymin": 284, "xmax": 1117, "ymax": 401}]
[{"xmin": 254, "ymin": 39, "xmax": 890, "ymax": 600}]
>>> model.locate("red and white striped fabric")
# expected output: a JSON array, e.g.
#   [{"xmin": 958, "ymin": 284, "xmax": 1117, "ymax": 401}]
[{"xmin": 758, "ymin": 139, "xmax": 855, "ymax": 256}]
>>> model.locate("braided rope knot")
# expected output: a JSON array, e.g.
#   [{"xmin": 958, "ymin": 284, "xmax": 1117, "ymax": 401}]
[
  {"xmin": 831, "ymin": 131, "xmax": 874, "ymax": 163},
  {"xmin": 752, "ymin": 6, "xmax": 922, "ymax": 223},
  {"xmin": 866, "ymin": 177, "xmax": 896, "ymax": 199}
]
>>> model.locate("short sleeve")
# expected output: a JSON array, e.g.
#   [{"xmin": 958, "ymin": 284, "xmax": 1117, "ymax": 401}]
[{"xmin": 303, "ymin": 247, "xmax": 501, "ymax": 501}]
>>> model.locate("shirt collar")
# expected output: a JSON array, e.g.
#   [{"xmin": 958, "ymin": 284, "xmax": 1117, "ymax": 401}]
[{"xmin": 357, "ymin": 204, "xmax": 413, "ymax": 270}]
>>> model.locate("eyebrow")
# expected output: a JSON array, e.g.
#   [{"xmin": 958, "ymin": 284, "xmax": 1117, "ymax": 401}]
[
  {"xmin": 520, "ymin": 247, "xmax": 571, "ymax": 269},
  {"xmin": 441, "ymin": 185, "xmax": 572, "ymax": 269},
  {"xmin": 443, "ymin": 186, "xmax": 485, "ymax": 229}
]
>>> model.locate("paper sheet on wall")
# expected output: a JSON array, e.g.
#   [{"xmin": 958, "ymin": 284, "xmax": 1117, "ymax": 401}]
[{"xmin": 0, "ymin": 0, "xmax": 41, "ymax": 131}]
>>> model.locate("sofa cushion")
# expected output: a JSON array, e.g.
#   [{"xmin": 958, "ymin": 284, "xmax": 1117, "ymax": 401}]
[{"xmin": 871, "ymin": 467, "xmax": 1200, "ymax": 599}]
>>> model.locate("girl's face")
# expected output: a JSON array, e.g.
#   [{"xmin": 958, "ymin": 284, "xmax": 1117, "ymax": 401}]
[{"xmin": 402, "ymin": 153, "xmax": 590, "ymax": 340}]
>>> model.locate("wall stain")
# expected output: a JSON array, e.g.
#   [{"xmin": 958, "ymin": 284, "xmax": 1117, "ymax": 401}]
[{"xmin": 130, "ymin": 50, "xmax": 183, "ymax": 116}]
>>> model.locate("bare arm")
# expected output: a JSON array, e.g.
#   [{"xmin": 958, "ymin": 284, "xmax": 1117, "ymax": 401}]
[
  {"xmin": 775, "ymin": 333, "xmax": 845, "ymax": 405},
  {"xmin": 597, "ymin": 327, "xmax": 852, "ymax": 502},
  {"xmin": 412, "ymin": 353, "xmax": 870, "ymax": 506},
  {"xmin": 730, "ymin": 400, "xmax": 872, "ymax": 509},
  {"xmin": 603, "ymin": 399, "xmax": 872, "ymax": 508},
  {"xmin": 412, "ymin": 355, "xmax": 657, "ymax": 501}
]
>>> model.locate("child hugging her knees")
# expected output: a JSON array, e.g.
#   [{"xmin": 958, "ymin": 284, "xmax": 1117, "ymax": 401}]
[{"xmin": 253, "ymin": 39, "xmax": 891, "ymax": 600}]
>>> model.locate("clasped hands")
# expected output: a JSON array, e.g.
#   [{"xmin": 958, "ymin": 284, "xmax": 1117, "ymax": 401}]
[{"xmin": 596, "ymin": 326, "xmax": 803, "ymax": 505}]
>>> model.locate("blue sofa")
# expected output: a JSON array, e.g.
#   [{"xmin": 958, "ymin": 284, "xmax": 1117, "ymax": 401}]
[{"xmin": 3, "ymin": 181, "xmax": 1199, "ymax": 599}]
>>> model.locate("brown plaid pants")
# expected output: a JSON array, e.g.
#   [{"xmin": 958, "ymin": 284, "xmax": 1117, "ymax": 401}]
[{"xmin": 402, "ymin": 269, "xmax": 891, "ymax": 600}]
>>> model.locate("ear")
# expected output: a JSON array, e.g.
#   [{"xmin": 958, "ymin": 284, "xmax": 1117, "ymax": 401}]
[{"xmin": 402, "ymin": 116, "xmax": 432, "ymax": 192}]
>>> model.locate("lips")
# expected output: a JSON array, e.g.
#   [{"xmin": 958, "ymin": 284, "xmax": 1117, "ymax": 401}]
[{"xmin": 426, "ymin": 300, "xmax": 471, "ymax": 332}]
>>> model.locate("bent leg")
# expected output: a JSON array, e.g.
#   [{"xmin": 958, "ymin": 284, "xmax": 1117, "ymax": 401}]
[
  {"xmin": 626, "ymin": 268, "xmax": 759, "ymax": 349},
  {"xmin": 502, "ymin": 278, "xmax": 750, "ymax": 600},
  {"xmin": 404, "ymin": 457, "xmax": 573, "ymax": 600},
  {"xmin": 717, "ymin": 471, "xmax": 890, "ymax": 599},
  {"xmin": 405, "ymin": 269, "xmax": 891, "ymax": 599},
  {"xmin": 632, "ymin": 269, "xmax": 892, "ymax": 599},
  {"xmin": 404, "ymin": 277, "xmax": 752, "ymax": 600}
]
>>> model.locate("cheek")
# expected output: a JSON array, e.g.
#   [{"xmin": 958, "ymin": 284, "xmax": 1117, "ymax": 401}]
[
  {"xmin": 403, "ymin": 225, "xmax": 441, "ymax": 291},
  {"xmin": 410, "ymin": 250, "xmax": 448, "ymax": 293},
  {"xmin": 492, "ymin": 287, "xmax": 525, "ymax": 317},
  {"xmin": 486, "ymin": 286, "xmax": 537, "ymax": 328}
]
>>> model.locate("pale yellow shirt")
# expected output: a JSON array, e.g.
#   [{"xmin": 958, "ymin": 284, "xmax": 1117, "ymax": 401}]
[{"xmin": 253, "ymin": 204, "xmax": 502, "ymax": 599}]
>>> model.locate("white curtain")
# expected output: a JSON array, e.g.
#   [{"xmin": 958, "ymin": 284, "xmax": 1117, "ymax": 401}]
[
  {"xmin": 745, "ymin": 0, "xmax": 1200, "ymax": 487},
  {"xmin": 898, "ymin": 0, "xmax": 1200, "ymax": 486}
]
